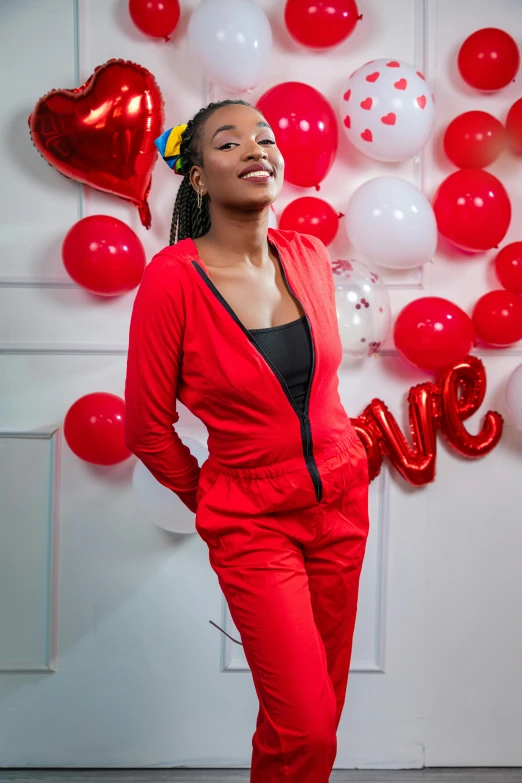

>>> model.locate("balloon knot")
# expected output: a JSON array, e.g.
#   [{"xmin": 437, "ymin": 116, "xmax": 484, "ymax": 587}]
[
  {"xmin": 315, "ymin": 184, "xmax": 321, "ymax": 191},
  {"xmin": 358, "ymin": 14, "xmax": 364, "ymax": 20},
  {"xmin": 164, "ymin": 35, "xmax": 171, "ymax": 43},
  {"xmin": 337, "ymin": 212, "xmax": 345, "ymax": 219}
]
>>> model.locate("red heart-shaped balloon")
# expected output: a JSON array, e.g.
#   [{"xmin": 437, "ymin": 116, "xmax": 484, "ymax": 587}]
[{"xmin": 28, "ymin": 59, "xmax": 164, "ymax": 229}]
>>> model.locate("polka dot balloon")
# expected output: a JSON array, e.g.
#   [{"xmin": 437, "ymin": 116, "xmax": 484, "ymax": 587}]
[{"xmin": 340, "ymin": 58, "xmax": 435, "ymax": 161}]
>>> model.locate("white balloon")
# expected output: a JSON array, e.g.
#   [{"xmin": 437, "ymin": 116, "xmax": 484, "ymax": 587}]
[
  {"xmin": 340, "ymin": 58, "xmax": 435, "ymax": 161},
  {"xmin": 332, "ymin": 258, "xmax": 391, "ymax": 358},
  {"xmin": 345, "ymin": 176, "xmax": 437, "ymax": 269},
  {"xmin": 505, "ymin": 363, "xmax": 522, "ymax": 431},
  {"xmin": 187, "ymin": 0, "xmax": 272, "ymax": 92},
  {"xmin": 132, "ymin": 437, "xmax": 208, "ymax": 534}
]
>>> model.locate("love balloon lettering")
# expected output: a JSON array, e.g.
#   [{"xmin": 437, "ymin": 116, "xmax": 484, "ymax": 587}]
[{"xmin": 349, "ymin": 356, "xmax": 503, "ymax": 485}]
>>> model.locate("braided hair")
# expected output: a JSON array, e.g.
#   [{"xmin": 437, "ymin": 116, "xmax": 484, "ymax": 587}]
[{"xmin": 169, "ymin": 99, "xmax": 254, "ymax": 246}]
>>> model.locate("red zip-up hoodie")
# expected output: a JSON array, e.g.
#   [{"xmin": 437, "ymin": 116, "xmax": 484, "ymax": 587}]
[{"xmin": 124, "ymin": 227, "xmax": 355, "ymax": 513}]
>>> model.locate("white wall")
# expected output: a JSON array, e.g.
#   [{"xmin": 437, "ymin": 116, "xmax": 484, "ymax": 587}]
[{"xmin": 0, "ymin": 0, "xmax": 521, "ymax": 770}]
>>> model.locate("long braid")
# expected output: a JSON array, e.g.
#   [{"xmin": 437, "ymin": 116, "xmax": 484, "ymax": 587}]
[{"xmin": 169, "ymin": 99, "xmax": 253, "ymax": 245}]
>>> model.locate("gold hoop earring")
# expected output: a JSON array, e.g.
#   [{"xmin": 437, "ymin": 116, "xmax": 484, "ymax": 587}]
[{"xmin": 197, "ymin": 190, "xmax": 203, "ymax": 209}]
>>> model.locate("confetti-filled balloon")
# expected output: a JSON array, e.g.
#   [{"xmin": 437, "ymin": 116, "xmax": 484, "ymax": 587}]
[
  {"xmin": 331, "ymin": 258, "xmax": 391, "ymax": 357},
  {"xmin": 340, "ymin": 58, "xmax": 435, "ymax": 161}
]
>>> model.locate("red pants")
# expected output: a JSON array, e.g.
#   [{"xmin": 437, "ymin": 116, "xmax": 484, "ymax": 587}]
[{"xmin": 195, "ymin": 427, "xmax": 370, "ymax": 782}]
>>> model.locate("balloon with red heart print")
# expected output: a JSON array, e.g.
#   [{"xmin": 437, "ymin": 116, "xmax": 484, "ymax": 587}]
[
  {"xmin": 28, "ymin": 59, "xmax": 164, "ymax": 229},
  {"xmin": 340, "ymin": 58, "xmax": 435, "ymax": 161}
]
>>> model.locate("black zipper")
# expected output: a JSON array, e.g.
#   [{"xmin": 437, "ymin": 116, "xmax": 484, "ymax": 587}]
[{"xmin": 191, "ymin": 254, "xmax": 323, "ymax": 503}]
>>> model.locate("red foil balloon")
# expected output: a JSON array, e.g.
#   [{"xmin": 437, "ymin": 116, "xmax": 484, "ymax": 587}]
[
  {"xmin": 350, "ymin": 356, "xmax": 502, "ymax": 485},
  {"xmin": 257, "ymin": 82, "xmax": 338, "ymax": 189},
  {"xmin": 129, "ymin": 0, "xmax": 180, "ymax": 41},
  {"xmin": 368, "ymin": 383, "xmax": 439, "ymax": 486},
  {"xmin": 458, "ymin": 28, "xmax": 520, "ymax": 91},
  {"xmin": 506, "ymin": 97, "xmax": 522, "ymax": 153},
  {"xmin": 494, "ymin": 242, "xmax": 522, "ymax": 295},
  {"xmin": 62, "ymin": 215, "xmax": 146, "ymax": 296},
  {"xmin": 28, "ymin": 59, "xmax": 164, "ymax": 229},
  {"xmin": 443, "ymin": 111, "xmax": 506, "ymax": 168},
  {"xmin": 393, "ymin": 297, "xmax": 476, "ymax": 371},
  {"xmin": 64, "ymin": 392, "xmax": 131, "ymax": 465},
  {"xmin": 279, "ymin": 197, "xmax": 340, "ymax": 246},
  {"xmin": 433, "ymin": 169, "xmax": 511, "ymax": 252},
  {"xmin": 350, "ymin": 411, "xmax": 383, "ymax": 482},
  {"xmin": 437, "ymin": 357, "xmax": 503, "ymax": 456},
  {"xmin": 284, "ymin": 0, "xmax": 361, "ymax": 49},
  {"xmin": 472, "ymin": 290, "xmax": 522, "ymax": 346}
]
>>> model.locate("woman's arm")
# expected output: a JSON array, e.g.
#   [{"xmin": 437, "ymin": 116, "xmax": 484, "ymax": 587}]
[{"xmin": 124, "ymin": 255, "xmax": 201, "ymax": 513}]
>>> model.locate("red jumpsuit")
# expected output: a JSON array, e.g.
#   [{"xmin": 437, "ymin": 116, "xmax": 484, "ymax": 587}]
[{"xmin": 124, "ymin": 228, "xmax": 370, "ymax": 782}]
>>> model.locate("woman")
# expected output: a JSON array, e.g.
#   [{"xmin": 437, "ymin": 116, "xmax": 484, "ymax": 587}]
[{"xmin": 124, "ymin": 99, "xmax": 370, "ymax": 782}]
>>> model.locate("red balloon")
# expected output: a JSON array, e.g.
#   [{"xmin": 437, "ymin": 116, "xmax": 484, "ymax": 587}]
[
  {"xmin": 394, "ymin": 297, "xmax": 476, "ymax": 371},
  {"xmin": 279, "ymin": 197, "xmax": 340, "ymax": 245},
  {"xmin": 494, "ymin": 242, "xmax": 522, "ymax": 294},
  {"xmin": 129, "ymin": 0, "xmax": 180, "ymax": 40},
  {"xmin": 62, "ymin": 215, "xmax": 146, "ymax": 296},
  {"xmin": 284, "ymin": 0, "xmax": 361, "ymax": 49},
  {"xmin": 443, "ymin": 111, "xmax": 506, "ymax": 168},
  {"xmin": 433, "ymin": 169, "xmax": 511, "ymax": 252},
  {"xmin": 257, "ymin": 82, "xmax": 338, "ymax": 189},
  {"xmin": 28, "ymin": 59, "xmax": 164, "ymax": 229},
  {"xmin": 458, "ymin": 28, "xmax": 520, "ymax": 91},
  {"xmin": 506, "ymin": 97, "xmax": 522, "ymax": 153},
  {"xmin": 64, "ymin": 393, "xmax": 131, "ymax": 465},
  {"xmin": 472, "ymin": 290, "xmax": 522, "ymax": 346}
]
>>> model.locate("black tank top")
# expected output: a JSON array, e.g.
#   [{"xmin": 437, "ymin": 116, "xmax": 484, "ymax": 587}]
[{"xmin": 248, "ymin": 315, "xmax": 312, "ymax": 414}]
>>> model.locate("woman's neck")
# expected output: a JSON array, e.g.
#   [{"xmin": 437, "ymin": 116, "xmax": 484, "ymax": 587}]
[{"xmin": 195, "ymin": 208, "xmax": 272, "ymax": 269}]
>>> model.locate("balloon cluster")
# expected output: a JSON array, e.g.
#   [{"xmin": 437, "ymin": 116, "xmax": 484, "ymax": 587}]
[{"xmin": 28, "ymin": 9, "xmax": 521, "ymax": 522}]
